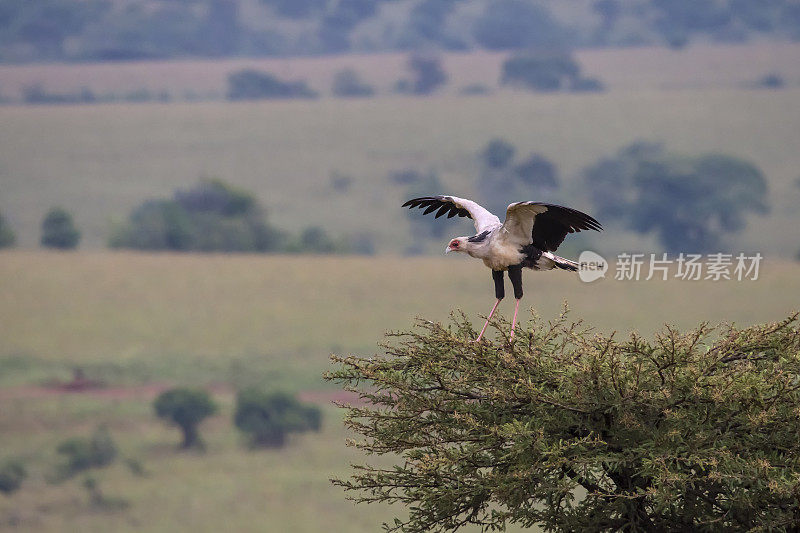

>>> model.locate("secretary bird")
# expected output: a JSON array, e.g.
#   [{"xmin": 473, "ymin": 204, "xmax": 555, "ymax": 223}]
[{"xmin": 403, "ymin": 195, "xmax": 602, "ymax": 342}]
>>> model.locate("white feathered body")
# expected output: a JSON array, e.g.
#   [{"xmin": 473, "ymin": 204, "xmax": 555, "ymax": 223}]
[
  {"xmin": 460, "ymin": 229, "xmax": 572, "ymax": 271},
  {"xmin": 403, "ymin": 194, "xmax": 597, "ymax": 273}
]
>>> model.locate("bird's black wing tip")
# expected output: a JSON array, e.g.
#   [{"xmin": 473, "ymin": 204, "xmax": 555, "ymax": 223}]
[{"xmin": 402, "ymin": 196, "xmax": 473, "ymax": 220}]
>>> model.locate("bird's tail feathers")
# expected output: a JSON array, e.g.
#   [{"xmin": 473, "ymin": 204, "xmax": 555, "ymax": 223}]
[{"xmin": 550, "ymin": 254, "xmax": 578, "ymax": 272}]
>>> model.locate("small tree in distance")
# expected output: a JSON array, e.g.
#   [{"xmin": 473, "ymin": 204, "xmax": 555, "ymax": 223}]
[
  {"xmin": 501, "ymin": 51, "xmax": 603, "ymax": 92},
  {"xmin": 55, "ymin": 425, "xmax": 118, "ymax": 480},
  {"xmin": 584, "ymin": 143, "xmax": 769, "ymax": 252},
  {"xmin": 0, "ymin": 212, "xmax": 15, "ymax": 248},
  {"xmin": 328, "ymin": 310, "xmax": 800, "ymax": 532},
  {"xmin": 396, "ymin": 54, "xmax": 447, "ymax": 95},
  {"xmin": 41, "ymin": 207, "xmax": 80, "ymax": 249},
  {"xmin": 227, "ymin": 69, "xmax": 317, "ymax": 100},
  {"xmin": 109, "ymin": 178, "xmax": 285, "ymax": 252},
  {"xmin": 234, "ymin": 389, "xmax": 321, "ymax": 448},
  {"xmin": 476, "ymin": 138, "xmax": 561, "ymax": 216},
  {"xmin": 154, "ymin": 388, "xmax": 217, "ymax": 450},
  {"xmin": 481, "ymin": 138, "xmax": 516, "ymax": 169},
  {"xmin": 0, "ymin": 459, "xmax": 26, "ymax": 495}
]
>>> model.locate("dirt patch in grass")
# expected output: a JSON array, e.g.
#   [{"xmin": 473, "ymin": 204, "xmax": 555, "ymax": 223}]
[{"xmin": 0, "ymin": 381, "xmax": 362, "ymax": 405}]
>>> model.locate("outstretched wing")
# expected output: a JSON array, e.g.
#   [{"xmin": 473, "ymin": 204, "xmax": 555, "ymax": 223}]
[
  {"xmin": 500, "ymin": 202, "xmax": 602, "ymax": 251},
  {"xmin": 402, "ymin": 196, "xmax": 501, "ymax": 233}
]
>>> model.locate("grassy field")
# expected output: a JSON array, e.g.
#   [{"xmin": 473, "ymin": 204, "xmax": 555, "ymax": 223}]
[
  {"xmin": 2, "ymin": 41, "xmax": 800, "ymax": 531},
  {"xmin": 2, "ymin": 251, "xmax": 800, "ymax": 383},
  {"xmin": 1, "ymin": 251, "xmax": 799, "ymax": 531},
  {"xmin": 2, "ymin": 87, "xmax": 800, "ymax": 254},
  {"xmin": 1, "ymin": 43, "xmax": 800, "ymax": 255},
  {"xmin": 1, "ymin": 42, "xmax": 799, "ymax": 100},
  {"xmin": 0, "ymin": 398, "xmax": 396, "ymax": 533}
]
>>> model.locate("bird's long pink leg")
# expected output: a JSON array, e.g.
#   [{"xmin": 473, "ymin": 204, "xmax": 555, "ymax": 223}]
[
  {"xmin": 509, "ymin": 299, "xmax": 521, "ymax": 340},
  {"xmin": 474, "ymin": 299, "xmax": 502, "ymax": 342}
]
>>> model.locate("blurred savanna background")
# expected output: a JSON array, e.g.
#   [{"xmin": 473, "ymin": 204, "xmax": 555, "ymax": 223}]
[{"xmin": 1, "ymin": 1, "xmax": 800, "ymax": 531}]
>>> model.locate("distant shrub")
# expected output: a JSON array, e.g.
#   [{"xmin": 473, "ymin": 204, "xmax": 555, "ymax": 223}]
[
  {"xmin": 346, "ymin": 232, "xmax": 376, "ymax": 255},
  {"xmin": 570, "ymin": 76, "xmax": 605, "ymax": 92},
  {"xmin": 501, "ymin": 52, "xmax": 602, "ymax": 93},
  {"xmin": 122, "ymin": 88, "xmax": 171, "ymax": 103},
  {"xmin": 234, "ymin": 389, "xmax": 321, "ymax": 448},
  {"xmin": 482, "ymin": 138, "xmax": 516, "ymax": 169},
  {"xmin": 227, "ymin": 69, "xmax": 317, "ymax": 100},
  {"xmin": 110, "ymin": 200, "xmax": 194, "ymax": 250},
  {"xmin": 389, "ymin": 169, "xmax": 424, "ymax": 186},
  {"xmin": 332, "ymin": 69, "xmax": 375, "ymax": 97},
  {"xmin": 109, "ymin": 179, "xmax": 284, "ymax": 252},
  {"xmin": 329, "ymin": 171, "xmax": 353, "ymax": 193},
  {"xmin": 0, "ymin": 459, "xmax": 26, "ymax": 495},
  {"xmin": 501, "ymin": 52, "xmax": 577, "ymax": 91},
  {"xmin": 514, "ymin": 154, "xmax": 559, "ymax": 190},
  {"xmin": 293, "ymin": 226, "xmax": 337, "ymax": 253},
  {"xmin": 124, "ymin": 458, "xmax": 148, "ymax": 477},
  {"xmin": 23, "ymin": 84, "xmax": 96, "ymax": 105},
  {"xmin": 41, "ymin": 207, "xmax": 81, "ymax": 249},
  {"xmin": 394, "ymin": 168, "xmax": 450, "ymax": 247},
  {"xmin": 0, "ymin": 212, "xmax": 15, "ymax": 248},
  {"xmin": 476, "ymin": 139, "xmax": 561, "ymax": 215},
  {"xmin": 459, "ymin": 83, "xmax": 491, "ymax": 95},
  {"xmin": 397, "ymin": 54, "xmax": 447, "ymax": 95},
  {"xmin": 584, "ymin": 142, "xmax": 769, "ymax": 252},
  {"xmin": 283, "ymin": 226, "xmax": 357, "ymax": 254},
  {"xmin": 154, "ymin": 387, "xmax": 217, "ymax": 450},
  {"xmin": 756, "ymin": 73, "xmax": 785, "ymax": 89},
  {"xmin": 55, "ymin": 426, "xmax": 117, "ymax": 480}
]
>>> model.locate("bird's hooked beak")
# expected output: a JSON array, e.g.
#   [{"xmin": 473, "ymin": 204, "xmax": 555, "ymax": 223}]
[{"xmin": 444, "ymin": 245, "xmax": 452, "ymax": 254}]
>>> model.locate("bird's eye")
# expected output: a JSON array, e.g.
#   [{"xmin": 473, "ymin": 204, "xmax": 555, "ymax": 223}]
[{"xmin": 450, "ymin": 241, "xmax": 459, "ymax": 248}]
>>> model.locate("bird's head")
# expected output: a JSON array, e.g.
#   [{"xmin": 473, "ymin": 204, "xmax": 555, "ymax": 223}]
[{"xmin": 445, "ymin": 237, "xmax": 468, "ymax": 254}]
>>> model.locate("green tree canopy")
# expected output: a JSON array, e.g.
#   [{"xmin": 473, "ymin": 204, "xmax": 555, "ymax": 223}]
[
  {"xmin": 154, "ymin": 387, "xmax": 217, "ymax": 449},
  {"xmin": 234, "ymin": 389, "xmax": 322, "ymax": 448},
  {"xmin": 584, "ymin": 143, "xmax": 769, "ymax": 252},
  {"xmin": 481, "ymin": 138, "xmax": 516, "ymax": 169},
  {"xmin": 109, "ymin": 179, "xmax": 284, "ymax": 252},
  {"xmin": 0, "ymin": 459, "xmax": 26, "ymax": 495},
  {"xmin": 227, "ymin": 69, "xmax": 317, "ymax": 100},
  {"xmin": 393, "ymin": 168, "xmax": 455, "ymax": 251},
  {"xmin": 403, "ymin": 54, "xmax": 448, "ymax": 95},
  {"xmin": 55, "ymin": 425, "xmax": 118, "ymax": 480},
  {"xmin": 475, "ymin": 138, "xmax": 561, "ymax": 217},
  {"xmin": 0, "ymin": 212, "xmax": 15, "ymax": 248},
  {"xmin": 328, "ymin": 310, "xmax": 800, "ymax": 532},
  {"xmin": 41, "ymin": 207, "xmax": 81, "ymax": 249},
  {"xmin": 500, "ymin": 51, "xmax": 602, "ymax": 93}
]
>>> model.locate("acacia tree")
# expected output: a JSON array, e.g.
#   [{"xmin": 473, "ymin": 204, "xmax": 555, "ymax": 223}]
[
  {"xmin": 234, "ymin": 389, "xmax": 321, "ymax": 448},
  {"xmin": 154, "ymin": 388, "xmax": 217, "ymax": 450},
  {"xmin": 41, "ymin": 207, "xmax": 80, "ymax": 249},
  {"xmin": 328, "ymin": 310, "xmax": 800, "ymax": 532},
  {"xmin": 584, "ymin": 143, "xmax": 769, "ymax": 253}
]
